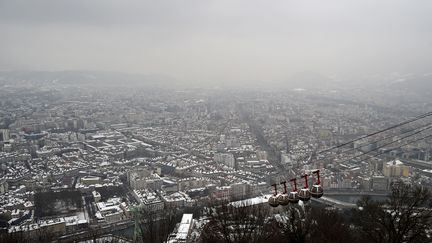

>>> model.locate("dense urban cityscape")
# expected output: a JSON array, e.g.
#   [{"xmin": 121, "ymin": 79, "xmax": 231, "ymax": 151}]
[
  {"xmin": 1, "ymin": 72, "xmax": 431, "ymax": 242},
  {"xmin": 2, "ymin": 1, "xmax": 432, "ymax": 242}
]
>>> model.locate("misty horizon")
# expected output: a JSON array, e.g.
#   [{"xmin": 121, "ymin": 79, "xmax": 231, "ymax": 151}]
[{"xmin": 1, "ymin": 0, "xmax": 432, "ymax": 85}]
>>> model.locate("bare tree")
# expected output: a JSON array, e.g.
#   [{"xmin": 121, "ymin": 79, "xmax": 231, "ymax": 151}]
[
  {"xmin": 134, "ymin": 206, "xmax": 181, "ymax": 243},
  {"xmin": 308, "ymin": 207, "xmax": 355, "ymax": 243},
  {"xmin": 134, "ymin": 207, "xmax": 160, "ymax": 243},
  {"xmin": 200, "ymin": 202, "xmax": 273, "ymax": 243},
  {"xmin": 353, "ymin": 181, "xmax": 432, "ymax": 243},
  {"xmin": 34, "ymin": 225, "xmax": 55, "ymax": 243},
  {"xmin": 0, "ymin": 231, "xmax": 26, "ymax": 243},
  {"xmin": 266, "ymin": 203, "xmax": 356, "ymax": 243},
  {"xmin": 273, "ymin": 204, "xmax": 312, "ymax": 243}
]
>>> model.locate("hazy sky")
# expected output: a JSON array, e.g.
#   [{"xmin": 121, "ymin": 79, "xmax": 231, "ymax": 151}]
[{"xmin": 1, "ymin": 0, "xmax": 432, "ymax": 83}]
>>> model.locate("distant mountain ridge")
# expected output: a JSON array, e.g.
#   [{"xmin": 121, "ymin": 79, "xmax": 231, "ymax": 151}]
[
  {"xmin": 1, "ymin": 70, "xmax": 431, "ymax": 92},
  {"xmin": 383, "ymin": 74, "xmax": 432, "ymax": 94},
  {"xmin": 0, "ymin": 70, "xmax": 176, "ymax": 87}
]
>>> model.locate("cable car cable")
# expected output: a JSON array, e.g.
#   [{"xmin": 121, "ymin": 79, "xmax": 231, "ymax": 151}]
[
  {"xmin": 317, "ymin": 111, "xmax": 432, "ymax": 154},
  {"xmin": 333, "ymin": 124, "xmax": 432, "ymax": 165},
  {"xmin": 303, "ymin": 119, "xmax": 432, "ymax": 166},
  {"xmin": 280, "ymin": 112, "xmax": 432, "ymax": 166},
  {"xmin": 337, "ymin": 122, "xmax": 432, "ymax": 156},
  {"xmin": 354, "ymin": 133, "xmax": 432, "ymax": 165}
]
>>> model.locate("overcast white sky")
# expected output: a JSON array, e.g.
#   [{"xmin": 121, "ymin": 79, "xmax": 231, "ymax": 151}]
[{"xmin": 1, "ymin": 0, "xmax": 432, "ymax": 84}]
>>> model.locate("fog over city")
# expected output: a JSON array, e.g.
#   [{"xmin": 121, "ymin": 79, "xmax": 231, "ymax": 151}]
[
  {"xmin": 1, "ymin": 0, "xmax": 432, "ymax": 87},
  {"xmin": 1, "ymin": 1, "xmax": 432, "ymax": 243}
]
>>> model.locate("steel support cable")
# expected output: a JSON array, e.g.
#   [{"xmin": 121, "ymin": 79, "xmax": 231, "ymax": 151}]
[
  {"xmin": 355, "ymin": 133, "xmax": 432, "ymax": 165},
  {"xmin": 317, "ymin": 111, "xmax": 432, "ymax": 154},
  {"xmin": 281, "ymin": 123, "xmax": 432, "ymax": 187},
  {"xmin": 279, "ymin": 112, "xmax": 432, "ymax": 165},
  {"xmin": 335, "ymin": 124, "xmax": 432, "ymax": 165},
  {"xmin": 335, "ymin": 121, "xmax": 432, "ymax": 156},
  {"xmin": 266, "ymin": 133, "xmax": 432, "ymax": 193}
]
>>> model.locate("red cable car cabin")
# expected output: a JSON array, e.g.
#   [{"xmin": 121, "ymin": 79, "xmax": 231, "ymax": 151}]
[{"xmin": 298, "ymin": 174, "xmax": 311, "ymax": 201}]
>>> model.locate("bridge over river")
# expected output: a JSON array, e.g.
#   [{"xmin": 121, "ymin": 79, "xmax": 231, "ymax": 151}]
[{"xmin": 314, "ymin": 190, "xmax": 390, "ymax": 208}]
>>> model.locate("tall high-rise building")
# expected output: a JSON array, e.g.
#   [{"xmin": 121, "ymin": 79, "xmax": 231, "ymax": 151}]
[
  {"xmin": 0, "ymin": 179, "xmax": 8, "ymax": 194},
  {"xmin": 0, "ymin": 129, "xmax": 10, "ymax": 142}
]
